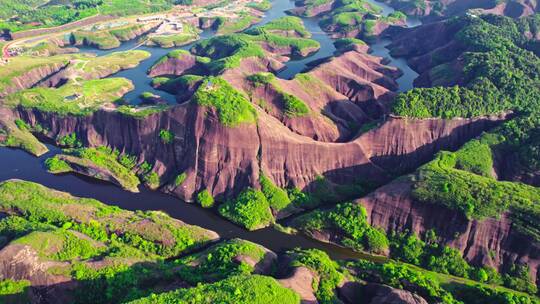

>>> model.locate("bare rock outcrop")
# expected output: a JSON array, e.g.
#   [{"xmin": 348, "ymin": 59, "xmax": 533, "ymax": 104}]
[
  {"xmin": 278, "ymin": 266, "xmax": 319, "ymax": 304},
  {"xmin": 0, "ymin": 244, "xmax": 75, "ymax": 304},
  {"xmin": 148, "ymin": 52, "xmax": 205, "ymax": 77}
]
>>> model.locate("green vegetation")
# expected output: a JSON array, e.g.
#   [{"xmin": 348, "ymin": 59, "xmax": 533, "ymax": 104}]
[
  {"xmin": 246, "ymin": 73, "xmax": 310, "ymax": 118},
  {"xmin": 0, "ymin": 179, "xmax": 227, "ymax": 303},
  {"xmin": 197, "ymin": 189, "xmax": 214, "ymax": 208},
  {"xmin": 291, "ymin": 202, "xmax": 389, "ymax": 253},
  {"xmin": 192, "ymin": 77, "xmax": 257, "ymax": 127},
  {"xmin": 412, "ymin": 150, "xmax": 540, "ymax": 227},
  {"xmin": 174, "ymin": 172, "xmax": 187, "ymax": 186},
  {"xmin": 333, "ymin": 37, "xmax": 366, "ymax": 51},
  {"xmin": 144, "ymin": 171, "xmax": 160, "ymax": 189},
  {"xmin": 45, "ymin": 146, "xmax": 141, "ymax": 192},
  {"xmin": 0, "ymin": 54, "xmax": 71, "ymax": 93},
  {"xmin": 259, "ymin": 174, "xmax": 291, "ymax": 212},
  {"xmin": 77, "ymin": 50, "xmax": 151, "ymax": 76},
  {"xmin": 389, "ymin": 228, "xmax": 538, "ymax": 294},
  {"xmin": 257, "ymin": 16, "xmax": 311, "ymax": 38},
  {"xmin": 246, "ymin": 72, "xmax": 275, "ymax": 87},
  {"xmin": 192, "ymin": 17, "xmax": 319, "ymax": 73},
  {"xmin": 218, "ymin": 188, "xmax": 274, "ymax": 230},
  {"xmin": 346, "ymin": 260, "xmax": 458, "ymax": 303},
  {"xmin": 216, "ymin": 14, "xmax": 259, "ymax": 35},
  {"xmin": 0, "ymin": 116, "xmax": 48, "ymax": 156},
  {"xmin": 175, "ymin": 238, "xmax": 267, "ymax": 283},
  {"xmin": 452, "ymin": 134, "xmax": 501, "ymax": 178},
  {"xmin": 117, "ymin": 104, "xmax": 171, "ymax": 119},
  {"xmin": 14, "ymin": 229, "xmax": 104, "ymax": 261},
  {"xmin": 346, "ymin": 258, "xmax": 540, "ymax": 304},
  {"xmin": 0, "ymin": 279, "xmax": 30, "ymax": 296},
  {"xmin": 5, "ymin": 78, "xmax": 133, "ymax": 116},
  {"xmin": 71, "ymin": 23, "xmax": 151, "ymax": 49},
  {"xmin": 0, "ymin": 0, "xmax": 192, "ymax": 33},
  {"xmin": 393, "ymin": 15, "xmax": 540, "ymax": 119},
  {"xmin": 159, "ymin": 129, "xmax": 174, "ymax": 144},
  {"xmin": 128, "ymin": 274, "xmax": 300, "ymax": 304},
  {"xmin": 314, "ymin": 0, "xmax": 405, "ymax": 38},
  {"xmin": 246, "ymin": 0, "xmax": 271, "ymax": 11},
  {"xmin": 0, "ymin": 180, "xmax": 216, "ymax": 258},
  {"xmin": 44, "ymin": 157, "xmax": 72, "ymax": 173},
  {"xmin": 282, "ymin": 93, "xmax": 310, "ymax": 117},
  {"xmin": 287, "ymin": 248, "xmax": 344, "ymax": 304},
  {"xmin": 151, "ymin": 74, "xmax": 203, "ymax": 95},
  {"xmin": 57, "ymin": 133, "xmax": 82, "ymax": 148}
]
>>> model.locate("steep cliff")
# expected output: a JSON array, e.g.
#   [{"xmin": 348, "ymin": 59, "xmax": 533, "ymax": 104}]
[
  {"xmin": 1, "ymin": 62, "xmax": 69, "ymax": 98},
  {"xmin": 11, "ymin": 98, "xmax": 505, "ymax": 205},
  {"xmin": 359, "ymin": 179, "xmax": 540, "ymax": 278}
]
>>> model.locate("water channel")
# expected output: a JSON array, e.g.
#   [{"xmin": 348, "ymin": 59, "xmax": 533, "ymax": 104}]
[{"xmin": 0, "ymin": 0, "xmax": 422, "ymax": 259}]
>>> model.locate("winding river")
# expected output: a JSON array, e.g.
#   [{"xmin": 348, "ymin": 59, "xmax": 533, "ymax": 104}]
[{"xmin": 0, "ymin": 0, "xmax": 421, "ymax": 259}]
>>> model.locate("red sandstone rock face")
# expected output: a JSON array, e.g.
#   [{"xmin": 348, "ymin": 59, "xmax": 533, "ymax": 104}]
[
  {"xmin": 222, "ymin": 48, "xmax": 403, "ymax": 143},
  {"xmin": 1, "ymin": 62, "xmax": 69, "ymax": 97},
  {"xmin": 288, "ymin": 0, "xmax": 336, "ymax": 17},
  {"xmin": 358, "ymin": 179, "xmax": 540, "ymax": 278},
  {"xmin": 278, "ymin": 266, "xmax": 319, "ymax": 304},
  {"xmin": 14, "ymin": 103, "xmax": 503, "ymax": 203},
  {"xmin": 0, "ymin": 244, "xmax": 76, "ymax": 304},
  {"xmin": 147, "ymin": 53, "xmax": 201, "ymax": 78}
]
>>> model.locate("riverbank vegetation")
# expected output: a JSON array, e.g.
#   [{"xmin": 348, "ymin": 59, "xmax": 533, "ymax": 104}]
[
  {"xmin": 0, "ymin": 180, "xmax": 217, "ymax": 258},
  {"xmin": 218, "ymin": 188, "xmax": 274, "ymax": 230},
  {"xmin": 291, "ymin": 202, "xmax": 389, "ymax": 253},
  {"xmin": 45, "ymin": 146, "xmax": 141, "ymax": 192},
  {"xmin": 0, "ymin": 180, "xmax": 537, "ymax": 303},
  {"xmin": 0, "ymin": 116, "xmax": 48, "ymax": 156},
  {"xmin": 215, "ymin": 13, "xmax": 260, "ymax": 35},
  {"xmin": 128, "ymin": 274, "xmax": 301, "ymax": 304}
]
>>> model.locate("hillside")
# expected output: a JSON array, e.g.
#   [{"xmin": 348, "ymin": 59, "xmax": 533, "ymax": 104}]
[{"xmin": 0, "ymin": 0, "xmax": 540, "ymax": 303}]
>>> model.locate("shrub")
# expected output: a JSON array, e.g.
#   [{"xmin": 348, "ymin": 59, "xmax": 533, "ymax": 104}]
[
  {"xmin": 57, "ymin": 133, "xmax": 82, "ymax": 148},
  {"xmin": 282, "ymin": 93, "xmax": 310, "ymax": 117},
  {"xmin": 0, "ymin": 279, "xmax": 30, "ymax": 296},
  {"xmin": 427, "ymin": 246, "xmax": 470, "ymax": 278},
  {"xmin": 44, "ymin": 157, "xmax": 72, "ymax": 173},
  {"xmin": 219, "ymin": 188, "xmax": 273, "ymax": 230},
  {"xmin": 259, "ymin": 174, "xmax": 291, "ymax": 211},
  {"xmin": 197, "ymin": 189, "xmax": 214, "ymax": 208},
  {"xmin": 175, "ymin": 173, "xmax": 187, "ymax": 186},
  {"xmin": 192, "ymin": 77, "xmax": 257, "ymax": 127},
  {"xmin": 159, "ymin": 129, "xmax": 174, "ymax": 144},
  {"xmin": 292, "ymin": 202, "xmax": 389, "ymax": 253},
  {"xmin": 287, "ymin": 248, "xmax": 343, "ymax": 304}
]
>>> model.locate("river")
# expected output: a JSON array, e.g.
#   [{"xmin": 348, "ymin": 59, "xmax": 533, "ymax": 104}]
[{"xmin": 0, "ymin": 0, "xmax": 421, "ymax": 259}]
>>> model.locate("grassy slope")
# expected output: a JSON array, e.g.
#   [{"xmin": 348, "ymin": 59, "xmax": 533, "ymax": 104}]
[
  {"xmin": 46, "ymin": 147, "xmax": 141, "ymax": 192},
  {"xmin": 0, "ymin": 179, "xmax": 217, "ymax": 258},
  {"xmin": 4, "ymin": 78, "xmax": 133, "ymax": 116}
]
